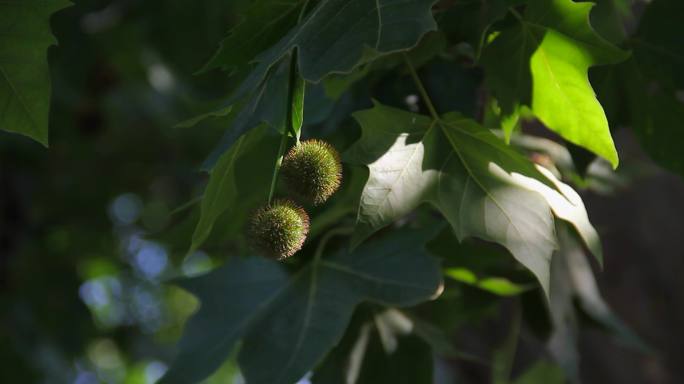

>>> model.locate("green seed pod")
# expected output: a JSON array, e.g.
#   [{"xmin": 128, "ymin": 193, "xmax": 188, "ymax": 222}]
[
  {"xmin": 247, "ymin": 200, "xmax": 310, "ymax": 260},
  {"xmin": 281, "ymin": 139, "xmax": 342, "ymax": 205}
]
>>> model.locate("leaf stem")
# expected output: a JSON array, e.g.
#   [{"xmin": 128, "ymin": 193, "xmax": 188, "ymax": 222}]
[
  {"xmin": 297, "ymin": 0, "xmax": 313, "ymax": 23},
  {"xmin": 403, "ymin": 53, "xmax": 440, "ymax": 121},
  {"xmin": 508, "ymin": 7, "xmax": 524, "ymax": 23},
  {"xmin": 267, "ymin": 126, "xmax": 290, "ymax": 205},
  {"xmin": 313, "ymin": 227, "xmax": 354, "ymax": 263},
  {"xmin": 169, "ymin": 195, "xmax": 203, "ymax": 216}
]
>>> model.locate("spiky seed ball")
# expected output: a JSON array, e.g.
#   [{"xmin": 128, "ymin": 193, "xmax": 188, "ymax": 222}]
[
  {"xmin": 247, "ymin": 200, "xmax": 310, "ymax": 260},
  {"xmin": 281, "ymin": 140, "xmax": 342, "ymax": 205}
]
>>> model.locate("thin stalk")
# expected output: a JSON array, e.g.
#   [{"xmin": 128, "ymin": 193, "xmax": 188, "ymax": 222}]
[
  {"xmin": 298, "ymin": 0, "xmax": 313, "ymax": 23},
  {"xmin": 403, "ymin": 53, "xmax": 440, "ymax": 121},
  {"xmin": 313, "ymin": 227, "xmax": 354, "ymax": 263},
  {"xmin": 509, "ymin": 7, "xmax": 524, "ymax": 23},
  {"xmin": 269, "ymin": 55, "xmax": 300, "ymax": 204},
  {"xmin": 169, "ymin": 195, "xmax": 203, "ymax": 216},
  {"xmin": 267, "ymin": 127, "xmax": 290, "ymax": 204}
]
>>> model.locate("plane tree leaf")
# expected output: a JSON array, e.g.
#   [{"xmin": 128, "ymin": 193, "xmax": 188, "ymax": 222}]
[
  {"xmin": 0, "ymin": 0, "xmax": 70, "ymax": 145},
  {"xmin": 160, "ymin": 257, "xmax": 289, "ymax": 384},
  {"xmin": 198, "ymin": 0, "xmax": 304, "ymax": 74},
  {"xmin": 234, "ymin": 0, "xmax": 438, "ymax": 86},
  {"xmin": 481, "ymin": 0, "xmax": 628, "ymax": 167},
  {"xmin": 238, "ymin": 227, "xmax": 441, "ymax": 384},
  {"xmin": 345, "ymin": 103, "xmax": 602, "ymax": 297},
  {"xmin": 163, "ymin": 228, "xmax": 442, "ymax": 384},
  {"xmin": 192, "ymin": 0, "xmax": 439, "ymax": 167},
  {"xmin": 200, "ymin": 56, "xmax": 293, "ymax": 169},
  {"xmin": 436, "ymin": 0, "xmax": 508, "ymax": 58},
  {"xmin": 190, "ymin": 125, "xmax": 278, "ymax": 254}
]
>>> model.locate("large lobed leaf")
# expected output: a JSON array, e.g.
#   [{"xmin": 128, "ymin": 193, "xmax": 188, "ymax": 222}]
[
  {"xmin": 0, "ymin": 0, "xmax": 69, "ymax": 145},
  {"xmin": 196, "ymin": 0, "xmax": 439, "ymax": 166},
  {"xmin": 163, "ymin": 228, "xmax": 442, "ymax": 384},
  {"xmin": 481, "ymin": 0, "xmax": 628, "ymax": 167},
  {"xmin": 345, "ymin": 103, "xmax": 602, "ymax": 297},
  {"xmin": 161, "ymin": 257, "xmax": 289, "ymax": 384}
]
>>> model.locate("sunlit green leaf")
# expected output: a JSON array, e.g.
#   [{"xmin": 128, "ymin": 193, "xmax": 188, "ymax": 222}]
[
  {"xmin": 346, "ymin": 103, "xmax": 603, "ymax": 297},
  {"xmin": 481, "ymin": 0, "xmax": 628, "ymax": 167},
  {"xmin": 445, "ymin": 268, "xmax": 529, "ymax": 296}
]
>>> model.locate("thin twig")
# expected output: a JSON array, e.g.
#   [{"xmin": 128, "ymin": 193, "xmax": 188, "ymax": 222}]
[
  {"xmin": 313, "ymin": 227, "xmax": 354, "ymax": 263},
  {"xmin": 403, "ymin": 53, "xmax": 440, "ymax": 121}
]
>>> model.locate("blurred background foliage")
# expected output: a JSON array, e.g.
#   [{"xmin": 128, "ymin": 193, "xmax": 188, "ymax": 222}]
[{"xmin": 0, "ymin": 0, "xmax": 683, "ymax": 383}]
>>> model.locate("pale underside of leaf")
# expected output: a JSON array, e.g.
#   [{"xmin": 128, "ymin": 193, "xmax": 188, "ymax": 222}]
[{"xmin": 348, "ymin": 104, "xmax": 603, "ymax": 298}]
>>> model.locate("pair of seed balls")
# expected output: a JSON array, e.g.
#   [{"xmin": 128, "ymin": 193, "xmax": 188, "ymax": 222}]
[{"xmin": 248, "ymin": 140, "xmax": 342, "ymax": 260}]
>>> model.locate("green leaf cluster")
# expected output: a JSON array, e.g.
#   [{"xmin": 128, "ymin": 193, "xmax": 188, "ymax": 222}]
[{"xmin": 25, "ymin": 0, "xmax": 673, "ymax": 382}]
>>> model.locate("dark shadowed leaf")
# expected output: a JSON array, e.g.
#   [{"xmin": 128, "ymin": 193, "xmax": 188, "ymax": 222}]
[
  {"xmin": 609, "ymin": 0, "xmax": 684, "ymax": 176},
  {"xmin": 0, "ymin": 0, "xmax": 70, "ymax": 145},
  {"xmin": 164, "ymin": 228, "xmax": 442, "ymax": 384},
  {"xmin": 194, "ymin": 0, "xmax": 440, "ymax": 167},
  {"xmin": 238, "ymin": 227, "xmax": 442, "ymax": 384},
  {"xmin": 190, "ymin": 125, "xmax": 278, "ymax": 254},
  {"xmin": 436, "ymin": 0, "xmax": 508, "ymax": 58},
  {"xmin": 199, "ymin": 0, "xmax": 304, "ymax": 74},
  {"xmin": 201, "ymin": 57, "xmax": 292, "ymax": 169},
  {"xmin": 428, "ymin": 228, "xmax": 534, "ymax": 296},
  {"xmin": 160, "ymin": 257, "xmax": 289, "ymax": 384}
]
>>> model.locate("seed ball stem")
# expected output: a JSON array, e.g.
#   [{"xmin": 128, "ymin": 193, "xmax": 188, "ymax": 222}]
[
  {"xmin": 280, "ymin": 139, "xmax": 342, "ymax": 205},
  {"xmin": 247, "ymin": 200, "xmax": 310, "ymax": 260}
]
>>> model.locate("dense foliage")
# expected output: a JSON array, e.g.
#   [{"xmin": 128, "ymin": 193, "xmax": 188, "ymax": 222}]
[{"xmin": 1, "ymin": 0, "xmax": 682, "ymax": 383}]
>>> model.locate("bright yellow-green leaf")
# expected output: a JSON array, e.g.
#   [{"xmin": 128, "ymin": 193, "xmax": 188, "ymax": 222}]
[{"xmin": 482, "ymin": 0, "xmax": 629, "ymax": 167}]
